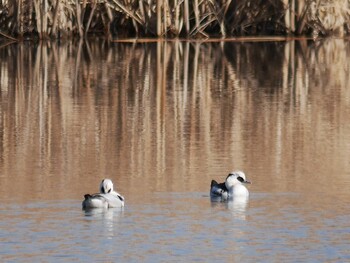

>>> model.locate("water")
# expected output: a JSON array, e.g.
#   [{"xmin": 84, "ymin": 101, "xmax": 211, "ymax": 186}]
[{"xmin": 0, "ymin": 39, "xmax": 350, "ymax": 262}]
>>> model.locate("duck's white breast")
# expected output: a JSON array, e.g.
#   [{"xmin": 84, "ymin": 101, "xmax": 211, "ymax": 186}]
[{"xmin": 230, "ymin": 185, "xmax": 249, "ymax": 197}]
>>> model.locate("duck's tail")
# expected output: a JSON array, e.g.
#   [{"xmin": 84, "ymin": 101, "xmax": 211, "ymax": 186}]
[{"xmin": 210, "ymin": 180, "xmax": 218, "ymax": 188}]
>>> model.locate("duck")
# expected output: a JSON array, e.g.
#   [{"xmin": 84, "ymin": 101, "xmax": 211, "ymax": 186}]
[
  {"xmin": 210, "ymin": 171, "xmax": 251, "ymax": 200},
  {"xmin": 82, "ymin": 179, "xmax": 125, "ymax": 209}
]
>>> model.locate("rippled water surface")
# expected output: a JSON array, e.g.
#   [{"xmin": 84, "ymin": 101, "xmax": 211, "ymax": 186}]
[{"xmin": 0, "ymin": 39, "xmax": 350, "ymax": 262}]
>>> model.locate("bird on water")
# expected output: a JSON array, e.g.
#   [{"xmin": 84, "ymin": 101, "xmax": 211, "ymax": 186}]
[
  {"xmin": 82, "ymin": 179, "xmax": 125, "ymax": 209},
  {"xmin": 210, "ymin": 171, "xmax": 251, "ymax": 200}
]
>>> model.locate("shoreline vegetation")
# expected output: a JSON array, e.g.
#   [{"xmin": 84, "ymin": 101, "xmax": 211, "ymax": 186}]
[{"xmin": 0, "ymin": 0, "xmax": 350, "ymax": 41}]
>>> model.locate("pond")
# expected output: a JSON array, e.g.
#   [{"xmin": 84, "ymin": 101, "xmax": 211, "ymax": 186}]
[{"xmin": 0, "ymin": 38, "xmax": 350, "ymax": 262}]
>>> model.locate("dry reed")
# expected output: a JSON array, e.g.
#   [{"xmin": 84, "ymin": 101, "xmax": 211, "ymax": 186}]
[{"xmin": 0, "ymin": 0, "xmax": 350, "ymax": 40}]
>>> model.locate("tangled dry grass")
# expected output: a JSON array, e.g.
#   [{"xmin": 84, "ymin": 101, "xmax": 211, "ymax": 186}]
[{"xmin": 0, "ymin": 0, "xmax": 350, "ymax": 40}]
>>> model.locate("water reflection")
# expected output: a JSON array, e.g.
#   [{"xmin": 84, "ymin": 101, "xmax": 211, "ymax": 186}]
[
  {"xmin": 0, "ymin": 38, "xmax": 350, "ymax": 262},
  {"xmin": 1, "ymin": 39, "xmax": 350, "ymax": 201},
  {"xmin": 227, "ymin": 196, "xmax": 249, "ymax": 219},
  {"xmin": 83, "ymin": 208, "xmax": 124, "ymax": 239},
  {"xmin": 83, "ymin": 207, "xmax": 124, "ymax": 218},
  {"xmin": 211, "ymin": 196, "xmax": 249, "ymax": 220}
]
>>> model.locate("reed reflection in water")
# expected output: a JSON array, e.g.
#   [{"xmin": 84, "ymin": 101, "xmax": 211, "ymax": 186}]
[{"xmin": 0, "ymin": 39, "xmax": 350, "ymax": 262}]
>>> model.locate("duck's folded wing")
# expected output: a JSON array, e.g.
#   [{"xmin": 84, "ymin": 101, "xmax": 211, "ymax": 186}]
[
  {"xmin": 82, "ymin": 193, "xmax": 108, "ymax": 209},
  {"xmin": 210, "ymin": 181, "xmax": 227, "ymax": 196},
  {"xmin": 104, "ymin": 192, "xmax": 125, "ymax": 207},
  {"xmin": 211, "ymin": 186, "xmax": 223, "ymax": 196},
  {"xmin": 110, "ymin": 191, "xmax": 125, "ymax": 202}
]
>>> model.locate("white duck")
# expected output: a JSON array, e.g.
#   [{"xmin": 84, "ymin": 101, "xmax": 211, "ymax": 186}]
[
  {"xmin": 210, "ymin": 171, "xmax": 251, "ymax": 200},
  {"xmin": 82, "ymin": 179, "xmax": 125, "ymax": 209}
]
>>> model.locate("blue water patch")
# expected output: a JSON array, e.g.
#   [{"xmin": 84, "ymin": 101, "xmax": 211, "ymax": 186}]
[{"xmin": 0, "ymin": 193, "xmax": 349, "ymax": 262}]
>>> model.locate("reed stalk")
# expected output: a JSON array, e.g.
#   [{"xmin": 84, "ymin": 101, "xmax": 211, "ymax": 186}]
[
  {"xmin": 75, "ymin": 0, "xmax": 84, "ymax": 38},
  {"xmin": 50, "ymin": 0, "xmax": 61, "ymax": 36},
  {"xmin": 0, "ymin": 0, "xmax": 350, "ymax": 39},
  {"xmin": 157, "ymin": 0, "xmax": 161, "ymax": 36},
  {"xmin": 183, "ymin": 0, "xmax": 190, "ymax": 35},
  {"xmin": 85, "ymin": 0, "xmax": 96, "ymax": 37},
  {"xmin": 0, "ymin": 30, "xmax": 18, "ymax": 41}
]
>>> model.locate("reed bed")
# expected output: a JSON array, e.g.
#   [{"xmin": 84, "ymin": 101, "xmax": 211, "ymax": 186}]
[{"xmin": 0, "ymin": 0, "xmax": 350, "ymax": 40}]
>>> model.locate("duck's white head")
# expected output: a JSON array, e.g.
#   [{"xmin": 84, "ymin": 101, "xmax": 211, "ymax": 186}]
[
  {"xmin": 225, "ymin": 171, "xmax": 251, "ymax": 189},
  {"xmin": 100, "ymin": 179, "xmax": 114, "ymax": 194}
]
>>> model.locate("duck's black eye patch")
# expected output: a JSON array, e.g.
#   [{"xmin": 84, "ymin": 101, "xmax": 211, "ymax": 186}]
[
  {"xmin": 108, "ymin": 189, "xmax": 111, "ymax": 193},
  {"xmin": 237, "ymin": 176, "xmax": 244, "ymax": 182}
]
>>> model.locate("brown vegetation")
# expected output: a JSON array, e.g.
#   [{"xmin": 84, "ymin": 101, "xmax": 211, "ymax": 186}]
[{"xmin": 0, "ymin": 0, "xmax": 350, "ymax": 40}]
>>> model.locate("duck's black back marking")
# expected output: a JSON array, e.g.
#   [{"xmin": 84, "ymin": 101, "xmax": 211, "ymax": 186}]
[
  {"xmin": 211, "ymin": 180, "xmax": 228, "ymax": 191},
  {"xmin": 217, "ymin": 182, "xmax": 228, "ymax": 191},
  {"xmin": 117, "ymin": 195, "xmax": 124, "ymax": 201}
]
